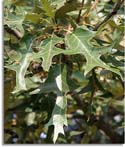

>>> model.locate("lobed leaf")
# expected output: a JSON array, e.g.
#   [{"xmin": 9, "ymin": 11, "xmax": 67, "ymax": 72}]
[
  {"xmin": 64, "ymin": 27, "xmax": 123, "ymax": 79},
  {"xmin": 32, "ymin": 35, "xmax": 63, "ymax": 71},
  {"xmin": 46, "ymin": 64, "xmax": 68, "ymax": 143}
]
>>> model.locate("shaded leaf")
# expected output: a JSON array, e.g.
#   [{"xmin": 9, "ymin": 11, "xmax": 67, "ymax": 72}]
[
  {"xmin": 30, "ymin": 64, "xmax": 69, "ymax": 94},
  {"xmin": 25, "ymin": 13, "xmax": 43, "ymax": 23},
  {"xmin": 46, "ymin": 64, "xmax": 68, "ymax": 143},
  {"xmin": 31, "ymin": 64, "xmax": 69, "ymax": 143},
  {"xmin": 40, "ymin": 0, "xmax": 55, "ymax": 18},
  {"xmin": 5, "ymin": 36, "xmax": 34, "ymax": 93},
  {"xmin": 55, "ymin": 0, "xmax": 80, "ymax": 18}
]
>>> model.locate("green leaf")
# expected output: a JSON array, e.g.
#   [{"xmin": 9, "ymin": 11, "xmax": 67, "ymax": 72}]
[
  {"xmin": 46, "ymin": 64, "xmax": 68, "ymax": 143},
  {"xmin": 4, "ymin": 30, "xmax": 11, "ymax": 41},
  {"xmin": 47, "ymin": 94, "xmax": 67, "ymax": 143},
  {"xmin": 4, "ymin": 14, "xmax": 25, "ymax": 36},
  {"xmin": 25, "ymin": 13, "xmax": 43, "ymax": 23},
  {"xmin": 64, "ymin": 27, "xmax": 123, "ymax": 79},
  {"xmin": 5, "ymin": 36, "xmax": 34, "ymax": 93},
  {"xmin": 30, "ymin": 64, "xmax": 69, "ymax": 94},
  {"xmin": 5, "ymin": 53, "xmax": 31, "ymax": 93},
  {"xmin": 32, "ymin": 35, "xmax": 63, "ymax": 71},
  {"xmin": 31, "ymin": 64, "xmax": 69, "ymax": 143},
  {"xmin": 40, "ymin": 0, "xmax": 55, "ymax": 18}
]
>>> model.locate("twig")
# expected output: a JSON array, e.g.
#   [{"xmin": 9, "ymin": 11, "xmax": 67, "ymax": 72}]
[
  {"xmin": 76, "ymin": 0, "xmax": 84, "ymax": 23},
  {"xmin": 5, "ymin": 26, "xmax": 22, "ymax": 39},
  {"xmin": 70, "ymin": 91, "xmax": 88, "ymax": 113},
  {"xmin": 82, "ymin": 0, "xmax": 99, "ymax": 21},
  {"xmin": 93, "ymin": 0, "xmax": 124, "ymax": 31}
]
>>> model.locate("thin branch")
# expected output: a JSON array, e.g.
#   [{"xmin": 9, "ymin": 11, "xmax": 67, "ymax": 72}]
[
  {"xmin": 93, "ymin": 0, "xmax": 124, "ymax": 31},
  {"xmin": 70, "ymin": 91, "xmax": 88, "ymax": 114},
  {"xmin": 76, "ymin": 0, "xmax": 84, "ymax": 23}
]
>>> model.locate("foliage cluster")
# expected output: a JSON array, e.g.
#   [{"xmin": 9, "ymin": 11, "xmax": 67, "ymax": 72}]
[{"xmin": 4, "ymin": 0, "xmax": 124, "ymax": 144}]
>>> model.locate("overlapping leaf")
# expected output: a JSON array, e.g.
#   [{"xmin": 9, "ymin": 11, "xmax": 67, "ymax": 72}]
[
  {"xmin": 31, "ymin": 64, "xmax": 69, "ymax": 94},
  {"xmin": 31, "ymin": 64, "xmax": 68, "ymax": 143},
  {"xmin": 5, "ymin": 35, "xmax": 64, "ymax": 93},
  {"xmin": 5, "ymin": 36, "xmax": 33, "ymax": 93},
  {"xmin": 64, "ymin": 27, "xmax": 122, "ymax": 79},
  {"xmin": 33, "ymin": 26, "xmax": 123, "ymax": 77}
]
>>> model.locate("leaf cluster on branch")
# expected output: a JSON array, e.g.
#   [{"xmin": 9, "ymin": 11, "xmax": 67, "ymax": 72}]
[{"xmin": 4, "ymin": 0, "xmax": 124, "ymax": 144}]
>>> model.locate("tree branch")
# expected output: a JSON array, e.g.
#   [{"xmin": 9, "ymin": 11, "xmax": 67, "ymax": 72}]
[{"xmin": 93, "ymin": 0, "xmax": 124, "ymax": 31}]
